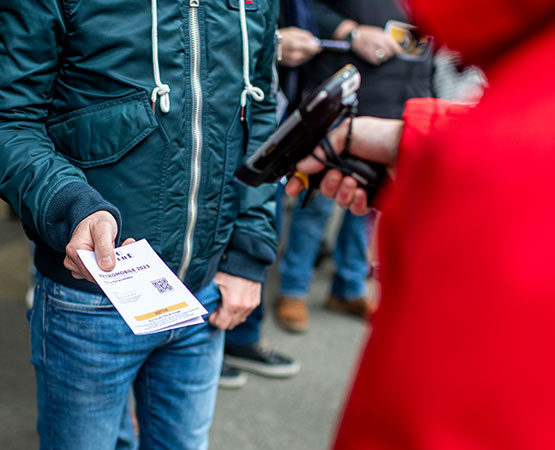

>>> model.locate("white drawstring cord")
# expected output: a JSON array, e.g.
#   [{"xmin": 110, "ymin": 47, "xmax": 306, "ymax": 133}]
[
  {"xmin": 239, "ymin": 0, "xmax": 264, "ymax": 111},
  {"xmin": 150, "ymin": 0, "xmax": 260, "ymax": 115},
  {"xmin": 151, "ymin": 0, "xmax": 171, "ymax": 113}
]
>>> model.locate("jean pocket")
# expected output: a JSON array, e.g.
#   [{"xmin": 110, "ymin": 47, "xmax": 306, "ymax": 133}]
[{"xmin": 43, "ymin": 277, "xmax": 114, "ymax": 313}]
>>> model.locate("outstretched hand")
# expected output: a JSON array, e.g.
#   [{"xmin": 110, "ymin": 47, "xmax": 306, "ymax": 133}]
[{"xmin": 286, "ymin": 116, "xmax": 403, "ymax": 215}]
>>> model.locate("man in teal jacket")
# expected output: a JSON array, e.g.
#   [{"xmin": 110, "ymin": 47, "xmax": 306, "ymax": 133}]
[{"xmin": 0, "ymin": 0, "xmax": 279, "ymax": 448}]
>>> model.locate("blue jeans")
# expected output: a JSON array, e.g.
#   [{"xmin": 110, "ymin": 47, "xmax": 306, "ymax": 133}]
[
  {"xmin": 28, "ymin": 272, "xmax": 224, "ymax": 450},
  {"xmin": 279, "ymin": 193, "xmax": 371, "ymax": 301}
]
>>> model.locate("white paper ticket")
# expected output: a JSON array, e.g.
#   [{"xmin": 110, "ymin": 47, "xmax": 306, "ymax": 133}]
[{"xmin": 77, "ymin": 239, "xmax": 207, "ymax": 335}]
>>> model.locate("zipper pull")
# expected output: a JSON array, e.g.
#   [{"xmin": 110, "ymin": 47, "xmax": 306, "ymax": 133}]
[
  {"xmin": 190, "ymin": 0, "xmax": 199, "ymax": 7},
  {"xmin": 275, "ymin": 30, "xmax": 283, "ymax": 64}
]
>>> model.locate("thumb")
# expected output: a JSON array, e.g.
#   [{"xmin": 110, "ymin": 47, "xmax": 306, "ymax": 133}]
[{"xmin": 91, "ymin": 219, "xmax": 117, "ymax": 271}]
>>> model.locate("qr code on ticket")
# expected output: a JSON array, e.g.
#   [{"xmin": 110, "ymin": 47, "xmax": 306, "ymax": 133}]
[{"xmin": 150, "ymin": 277, "xmax": 174, "ymax": 294}]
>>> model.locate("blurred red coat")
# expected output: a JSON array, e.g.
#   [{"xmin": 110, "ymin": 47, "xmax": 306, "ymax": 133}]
[{"xmin": 333, "ymin": 0, "xmax": 555, "ymax": 448}]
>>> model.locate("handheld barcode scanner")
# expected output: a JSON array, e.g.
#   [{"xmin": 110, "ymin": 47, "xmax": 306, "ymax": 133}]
[{"xmin": 234, "ymin": 64, "xmax": 388, "ymax": 207}]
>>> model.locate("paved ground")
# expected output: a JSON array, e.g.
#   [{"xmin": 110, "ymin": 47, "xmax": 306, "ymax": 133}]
[{"xmin": 0, "ymin": 200, "xmax": 368, "ymax": 450}]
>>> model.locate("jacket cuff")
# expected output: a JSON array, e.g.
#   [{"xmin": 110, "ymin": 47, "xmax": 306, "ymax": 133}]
[
  {"xmin": 400, "ymin": 98, "xmax": 471, "ymax": 168},
  {"xmin": 217, "ymin": 232, "xmax": 276, "ymax": 283},
  {"xmin": 43, "ymin": 181, "xmax": 122, "ymax": 252}
]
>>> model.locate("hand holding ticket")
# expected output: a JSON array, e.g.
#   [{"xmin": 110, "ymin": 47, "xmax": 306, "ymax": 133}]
[{"xmin": 77, "ymin": 239, "xmax": 207, "ymax": 335}]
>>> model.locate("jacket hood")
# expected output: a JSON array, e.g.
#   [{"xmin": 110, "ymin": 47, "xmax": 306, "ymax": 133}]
[{"xmin": 407, "ymin": 0, "xmax": 555, "ymax": 67}]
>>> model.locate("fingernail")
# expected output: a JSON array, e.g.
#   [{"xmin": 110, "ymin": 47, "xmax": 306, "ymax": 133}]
[{"xmin": 100, "ymin": 257, "xmax": 113, "ymax": 269}]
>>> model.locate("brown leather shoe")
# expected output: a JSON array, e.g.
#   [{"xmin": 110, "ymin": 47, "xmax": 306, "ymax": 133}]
[
  {"xmin": 275, "ymin": 296, "xmax": 309, "ymax": 333},
  {"xmin": 326, "ymin": 295, "xmax": 372, "ymax": 319}
]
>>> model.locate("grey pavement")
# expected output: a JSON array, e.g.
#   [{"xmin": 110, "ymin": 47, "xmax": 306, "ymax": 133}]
[{"xmin": 0, "ymin": 200, "xmax": 368, "ymax": 450}]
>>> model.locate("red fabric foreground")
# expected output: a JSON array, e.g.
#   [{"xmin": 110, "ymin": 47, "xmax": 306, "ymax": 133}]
[{"xmin": 333, "ymin": 0, "xmax": 555, "ymax": 447}]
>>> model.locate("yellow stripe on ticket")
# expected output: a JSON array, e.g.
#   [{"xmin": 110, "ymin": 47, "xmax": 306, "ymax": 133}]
[{"xmin": 135, "ymin": 302, "xmax": 188, "ymax": 321}]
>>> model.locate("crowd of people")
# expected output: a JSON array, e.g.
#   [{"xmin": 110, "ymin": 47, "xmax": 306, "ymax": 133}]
[{"xmin": 2, "ymin": 0, "xmax": 553, "ymax": 448}]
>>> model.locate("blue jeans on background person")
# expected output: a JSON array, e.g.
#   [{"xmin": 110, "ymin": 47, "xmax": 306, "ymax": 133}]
[
  {"xmin": 278, "ymin": 192, "xmax": 371, "ymax": 301},
  {"xmin": 331, "ymin": 209, "xmax": 372, "ymax": 300},
  {"xmin": 28, "ymin": 272, "xmax": 224, "ymax": 450}
]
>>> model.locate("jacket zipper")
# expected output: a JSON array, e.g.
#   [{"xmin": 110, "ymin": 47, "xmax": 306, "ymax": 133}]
[{"xmin": 178, "ymin": 0, "xmax": 202, "ymax": 280}]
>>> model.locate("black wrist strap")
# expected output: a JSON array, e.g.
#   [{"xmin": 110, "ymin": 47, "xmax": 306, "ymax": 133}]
[{"xmin": 310, "ymin": 103, "xmax": 358, "ymax": 176}]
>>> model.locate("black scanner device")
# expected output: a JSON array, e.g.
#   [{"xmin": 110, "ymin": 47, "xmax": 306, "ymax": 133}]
[{"xmin": 234, "ymin": 64, "xmax": 388, "ymax": 206}]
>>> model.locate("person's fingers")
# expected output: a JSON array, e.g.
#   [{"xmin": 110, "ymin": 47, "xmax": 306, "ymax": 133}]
[
  {"xmin": 380, "ymin": 35, "xmax": 403, "ymax": 57},
  {"xmin": 328, "ymin": 120, "xmax": 350, "ymax": 149},
  {"xmin": 208, "ymin": 306, "xmax": 246, "ymax": 330},
  {"xmin": 319, "ymin": 169, "xmax": 344, "ymax": 198},
  {"xmin": 64, "ymin": 211, "xmax": 119, "ymax": 281},
  {"xmin": 209, "ymin": 297, "xmax": 237, "ymax": 330},
  {"xmin": 208, "ymin": 299, "xmax": 256, "ymax": 330},
  {"xmin": 369, "ymin": 45, "xmax": 392, "ymax": 65},
  {"xmin": 121, "ymin": 237, "xmax": 136, "ymax": 246},
  {"xmin": 280, "ymin": 28, "xmax": 321, "ymax": 67},
  {"xmin": 297, "ymin": 36, "xmax": 320, "ymax": 53},
  {"xmin": 285, "ymin": 175, "xmax": 306, "ymax": 196},
  {"xmin": 385, "ymin": 36, "xmax": 403, "ymax": 55},
  {"xmin": 335, "ymin": 176, "xmax": 358, "ymax": 208},
  {"xmin": 208, "ymin": 307, "xmax": 228, "ymax": 329},
  {"xmin": 63, "ymin": 255, "xmax": 88, "ymax": 281},
  {"xmin": 285, "ymin": 146, "xmax": 330, "ymax": 196},
  {"xmin": 68, "ymin": 268, "xmax": 89, "ymax": 281},
  {"xmin": 91, "ymin": 220, "xmax": 116, "ymax": 271},
  {"xmin": 358, "ymin": 33, "xmax": 402, "ymax": 65},
  {"xmin": 288, "ymin": 122, "xmax": 350, "ymax": 183},
  {"xmin": 63, "ymin": 253, "xmax": 82, "ymax": 274},
  {"xmin": 350, "ymin": 188, "xmax": 373, "ymax": 216},
  {"xmin": 297, "ymin": 143, "xmax": 329, "ymax": 173},
  {"xmin": 70, "ymin": 272, "xmax": 87, "ymax": 280},
  {"xmin": 64, "ymin": 243, "xmax": 95, "ymax": 282}
]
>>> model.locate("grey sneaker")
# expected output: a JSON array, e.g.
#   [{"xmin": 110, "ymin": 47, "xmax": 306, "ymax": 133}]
[{"xmin": 224, "ymin": 343, "xmax": 301, "ymax": 378}]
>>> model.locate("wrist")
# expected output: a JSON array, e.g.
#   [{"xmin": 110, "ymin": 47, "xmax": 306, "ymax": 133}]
[
  {"xmin": 333, "ymin": 19, "xmax": 358, "ymax": 40},
  {"xmin": 350, "ymin": 118, "xmax": 403, "ymax": 167},
  {"xmin": 346, "ymin": 27, "xmax": 360, "ymax": 46}
]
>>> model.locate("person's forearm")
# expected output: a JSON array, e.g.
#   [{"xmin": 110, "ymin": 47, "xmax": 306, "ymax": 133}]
[{"xmin": 350, "ymin": 118, "xmax": 403, "ymax": 167}]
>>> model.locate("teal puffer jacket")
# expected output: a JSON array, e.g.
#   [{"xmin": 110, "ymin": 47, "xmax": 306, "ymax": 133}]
[{"xmin": 0, "ymin": 0, "xmax": 279, "ymax": 294}]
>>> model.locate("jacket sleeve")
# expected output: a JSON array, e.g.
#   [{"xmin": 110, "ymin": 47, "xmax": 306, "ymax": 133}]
[
  {"xmin": 398, "ymin": 97, "xmax": 471, "ymax": 173},
  {"xmin": 312, "ymin": 0, "xmax": 347, "ymax": 38},
  {"xmin": 0, "ymin": 0, "xmax": 121, "ymax": 252},
  {"xmin": 217, "ymin": 0, "xmax": 280, "ymax": 282}
]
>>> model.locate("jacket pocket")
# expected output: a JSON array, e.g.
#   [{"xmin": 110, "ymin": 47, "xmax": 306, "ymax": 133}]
[
  {"xmin": 46, "ymin": 92, "xmax": 158, "ymax": 168},
  {"xmin": 46, "ymin": 92, "xmax": 168, "ymax": 248}
]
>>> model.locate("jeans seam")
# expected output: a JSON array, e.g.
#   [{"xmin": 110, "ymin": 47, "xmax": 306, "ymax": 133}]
[
  {"xmin": 41, "ymin": 287, "xmax": 47, "ymax": 367},
  {"xmin": 143, "ymin": 363, "xmax": 152, "ymax": 449},
  {"xmin": 41, "ymin": 279, "xmax": 55, "ymax": 446}
]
